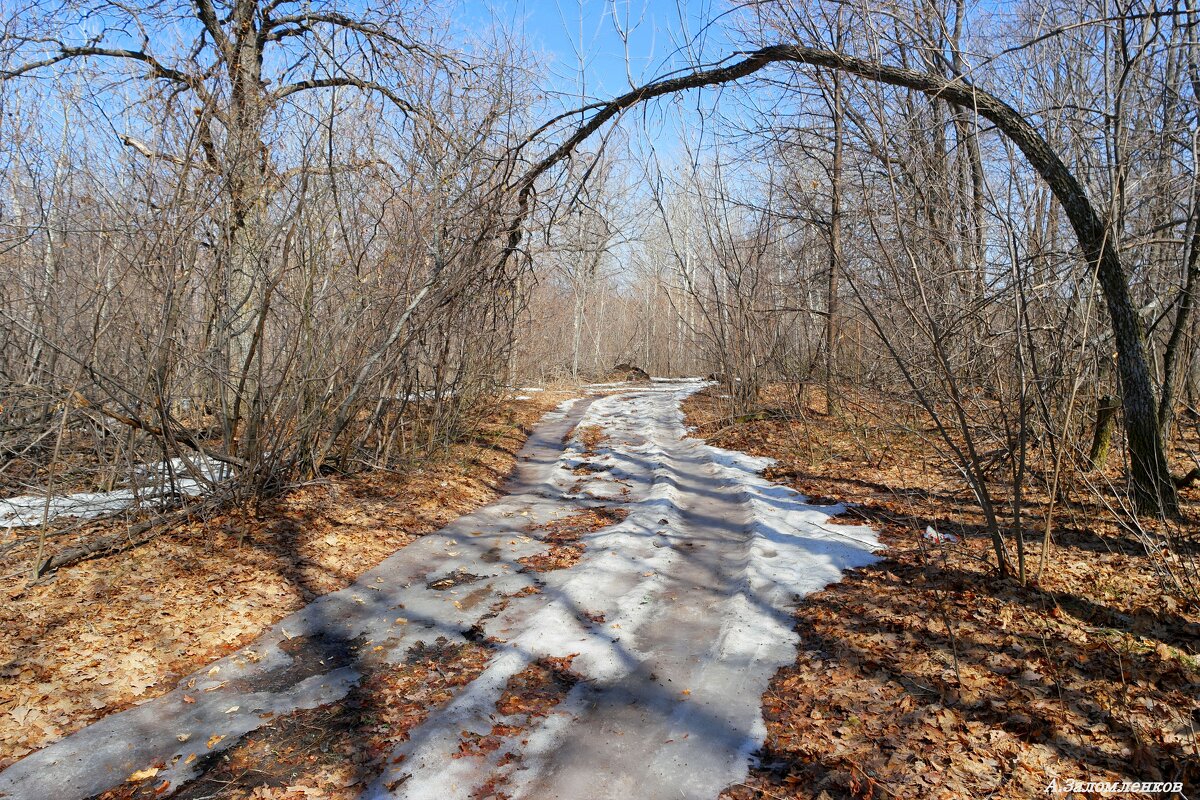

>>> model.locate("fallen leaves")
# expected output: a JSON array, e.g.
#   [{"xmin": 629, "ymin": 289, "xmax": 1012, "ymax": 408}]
[
  {"xmin": 683, "ymin": 386, "xmax": 1200, "ymax": 800},
  {"xmin": 449, "ymin": 653, "xmax": 582, "ymax": 796},
  {"xmin": 564, "ymin": 423, "xmax": 606, "ymax": 455},
  {"xmin": 495, "ymin": 655, "xmax": 580, "ymax": 718},
  {"xmin": 142, "ymin": 637, "xmax": 492, "ymax": 800},
  {"xmin": 517, "ymin": 507, "xmax": 628, "ymax": 573},
  {"xmin": 126, "ymin": 767, "xmax": 158, "ymax": 782},
  {"xmin": 0, "ymin": 393, "xmax": 571, "ymax": 766},
  {"xmin": 427, "ymin": 569, "xmax": 484, "ymax": 590}
]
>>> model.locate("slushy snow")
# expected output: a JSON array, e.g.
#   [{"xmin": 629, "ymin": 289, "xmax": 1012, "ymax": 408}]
[{"xmin": 0, "ymin": 381, "xmax": 880, "ymax": 800}]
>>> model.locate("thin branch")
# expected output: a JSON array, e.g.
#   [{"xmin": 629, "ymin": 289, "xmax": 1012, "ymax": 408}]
[
  {"xmin": 271, "ymin": 76, "xmax": 416, "ymax": 115},
  {"xmin": 1, "ymin": 43, "xmax": 211, "ymax": 103}
]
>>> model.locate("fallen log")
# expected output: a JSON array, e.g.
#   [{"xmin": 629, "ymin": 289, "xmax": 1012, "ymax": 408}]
[{"xmin": 35, "ymin": 495, "xmax": 224, "ymax": 577}]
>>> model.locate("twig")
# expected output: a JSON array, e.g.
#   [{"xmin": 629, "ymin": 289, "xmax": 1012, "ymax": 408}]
[{"xmin": 29, "ymin": 392, "xmax": 71, "ymax": 584}]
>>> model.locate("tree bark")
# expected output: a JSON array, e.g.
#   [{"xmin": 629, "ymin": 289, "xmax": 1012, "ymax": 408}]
[
  {"xmin": 220, "ymin": 10, "xmax": 270, "ymax": 457},
  {"xmin": 1088, "ymin": 394, "xmax": 1120, "ymax": 470}
]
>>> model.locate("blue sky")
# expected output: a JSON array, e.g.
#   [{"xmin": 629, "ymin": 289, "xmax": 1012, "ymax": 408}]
[
  {"xmin": 454, "ymin": 0, "xmax": 753, "ymax": 172},
  {"xmin": 461, "ymin": 0, "xmax": 738, "ymax": 102}
]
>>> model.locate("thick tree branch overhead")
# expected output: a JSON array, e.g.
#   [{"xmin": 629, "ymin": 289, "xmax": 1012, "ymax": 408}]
[
  {"xmin": 1, "ymin": 44, "xmax": 211, "ymax": 99},
  {"xmin": 508, "ymin": 43, "xmax": 1180, "ymax": 515}
]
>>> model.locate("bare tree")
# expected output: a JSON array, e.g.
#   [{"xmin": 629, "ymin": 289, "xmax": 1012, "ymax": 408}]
[
  {"xmin": 2, "ymin": 0, "xmax": 452, "ymax": 462},
  {"xmin": 503, "ymin": 34, "xmax": 1186, "ymax": 516}
]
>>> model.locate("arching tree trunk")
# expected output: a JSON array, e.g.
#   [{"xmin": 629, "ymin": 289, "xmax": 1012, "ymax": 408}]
[{"xmin": 507, "ymin": 43, "xmax": 1181, "ymax": 517}]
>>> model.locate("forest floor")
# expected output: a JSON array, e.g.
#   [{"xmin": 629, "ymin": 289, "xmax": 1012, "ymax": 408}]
[
  {"xmin": 683, "ymin": 385, "xmax": 1200, "ymax": 800},
  {"xmin": 0, "ymin": 380, "xmax": 881, "ymax": 800},
  {"xmin": 0, "ymin": 388, "xmax": 575, "ymax": 768},
  {"xmin": 2, "ymin": 381, "xmax": 1196, "ymax": 800}
]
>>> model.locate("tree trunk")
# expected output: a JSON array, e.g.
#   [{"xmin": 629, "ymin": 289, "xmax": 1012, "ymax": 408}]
[
  {"xmin": 825, "ymin": 70, "xmax": 843, "ymax": 417},
  {"xmin": 507, "ymin": 43, "xmax": 1182, "ymax": 516},
  {"xmin": 221, "ymin": 23, "xmax": 269, "ymax": 460},
  {"xmin": 1158, "ymin": 211, "xmax": 1200, "ymax": 443},
  {"xmin": 1088, "ymin": 394, "xmax": 1120, "ymax": 470}
]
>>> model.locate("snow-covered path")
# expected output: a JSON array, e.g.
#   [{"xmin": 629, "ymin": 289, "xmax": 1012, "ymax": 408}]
[{"xmin": 0, "ymin": 381, "xmax": 881, "ymax": 800}]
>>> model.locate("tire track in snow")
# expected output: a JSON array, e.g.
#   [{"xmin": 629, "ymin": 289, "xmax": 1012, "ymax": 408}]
[
  {"xmin": 375, "ymin": 382, "xmax": 882, "ymax": 800},
  {"xmin": 0, "ymin": 382, "xmax": 881, "ymax": 800}
]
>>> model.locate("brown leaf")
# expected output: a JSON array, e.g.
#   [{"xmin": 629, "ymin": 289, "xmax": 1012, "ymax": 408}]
[{"xmin": 127, "ymin": 766, "xmax": 158, "ymax": 782}]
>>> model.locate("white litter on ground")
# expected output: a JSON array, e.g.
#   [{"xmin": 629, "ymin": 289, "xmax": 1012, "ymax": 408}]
[{"xmin": 923, "ymin": 525, "xmax": 960, "ymax": 543}]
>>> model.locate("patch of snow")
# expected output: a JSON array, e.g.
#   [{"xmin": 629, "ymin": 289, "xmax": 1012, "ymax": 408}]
[
  {"xmin": 0, "ymin": 456, "xmax": 232, "ymax": 528},
  {"xmin": 401, "ymin": 389, "xmax": 457, "ymax": 401},
  {"xmin": 0, "ymin": 381, "xmax": 881, "ymax": 800},
  {"xmin": 374, "ymin": 381, "xmax": 881, "ymax": 799}
]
